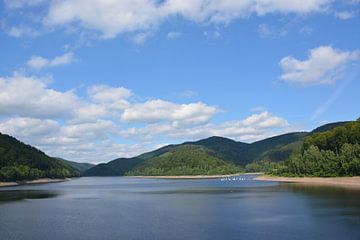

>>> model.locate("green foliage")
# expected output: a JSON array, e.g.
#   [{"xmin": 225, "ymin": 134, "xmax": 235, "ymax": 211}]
[
  {"xmin": 126, "ymin": 145, "xmax": 242, "ymax": 176},
  {"xmin": 245, "ymin": 160, "xmax": 281, "ymax": 173},
  {"xmin": 0, "ymin": 133, "xmax": 80, "ymax": 182},
  {"xmin": 189, "ymin": 134, "xmax": 307, "ymax": 165},
  {"xmin": 303, "ymin": 119, "xmax": 360, "ymax": 153},
  {"xmin": 278, "ymin": 119, "xmax": 360, "ymax": 177}
]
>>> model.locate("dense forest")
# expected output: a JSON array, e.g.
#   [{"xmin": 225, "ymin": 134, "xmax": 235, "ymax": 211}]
[
  {"xmin": 85, "ymin": 133, "xmax": 308, "ymax": 176},
  {"xmin": 276, "ymin": 119, "xmax": 360, "ymax": 177},
  {"xmin": 126, "ymin": 145, "xmax": 242, "ymax": 176},
  {"xmin": 0, "ymin": 133, "xmax": 80, "ymax": 182}
]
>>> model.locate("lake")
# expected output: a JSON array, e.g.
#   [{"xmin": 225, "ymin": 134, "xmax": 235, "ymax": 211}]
[{"xmin": 0, "ymin": 175, "xmax": 360, "ymax": 240}]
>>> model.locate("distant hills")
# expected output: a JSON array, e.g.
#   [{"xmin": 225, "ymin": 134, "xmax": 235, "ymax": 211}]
[
  {"xmin": 85, "ymin": 120, "xmax": 352, "ymax": 176},
  {"xmin": 1, "ymin": 120, "xmax": 355, "ymax": 181},
  {"xmin": 56, "ymin": 158, "xmax": 94, "ymax": 174}
]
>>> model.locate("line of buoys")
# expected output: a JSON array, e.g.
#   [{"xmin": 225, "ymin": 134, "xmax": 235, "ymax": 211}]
[{"xmin": 220, "ymin": 177, "xmax": 249, "ymax": 181}]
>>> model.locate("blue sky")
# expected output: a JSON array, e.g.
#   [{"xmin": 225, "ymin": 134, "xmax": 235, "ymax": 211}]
[{"xmin": 0, "ymin": 0, "xmax": 359, "ymax": 163}]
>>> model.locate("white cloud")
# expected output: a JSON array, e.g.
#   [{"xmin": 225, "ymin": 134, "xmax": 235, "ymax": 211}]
[
  {"xmin": 121, "ymin": 111, "xmax": 289, "ymax": 142},
  {"xmin": 0, "ymin": 117, "xmax": 146, "ymax": 163},
  {"xmin": 26, "ymin": 52, "xmax": 76, "ymax": 69},
  {"xmin": 121, "ymin": 99, "xmax": 217, "ymax": 125},
  {"xmin": 280, "ymin": 46, "xmax": 360, "ymax": 85},
  {"xmin": 42, "ymin": 0, "xmax": 331, "ymax": 39},
  {"xmin": 44, "ymin": 0, "xmax": 163, "ymax": 39},
  {"xmin": 334, "ymin": 11, "xmax": 357, "ymax": 20},
  {"xmin": 89, "ymin": 85, "xmax": 132, "ymax": 103},
  {"xmin": 0, "ymin": 117, "xmax": 60, "ymax": 138},
  {"xmin": 0, "ymin": 75, "xmax": 80, "ymax": 118},
  {"xmin": 0, "ymin": 74, "xmax": 292, "ymax": 162}
]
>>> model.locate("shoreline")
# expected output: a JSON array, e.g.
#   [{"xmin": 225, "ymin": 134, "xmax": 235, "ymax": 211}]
[
  {"xmin": 0, "ymin": 178, "xmax": 70, "ymax": 188},
  {"xmin": 256, "ymin": 175, "xmax": 360, "ymax": 189},
  {"xmin": 129, "ymin": 173, "xmax": 244, "ymax": 179}
]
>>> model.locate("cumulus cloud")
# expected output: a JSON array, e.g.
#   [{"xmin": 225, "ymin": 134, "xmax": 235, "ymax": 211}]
[
  {"xmin": 89, "ymin": 85, "xmax": 132, "ymax": 103},
  {"xmin": 121, "ymin": 99, "xmax": 217, "ymax": 125},
  {"xmin": 0, "ymin": 117, "xmax": 145, "ymax": 163},
  {"xmin": 0, "ymin": 118, "xmax": 60, "ymax": 138},
  {"xmin": 280, "ymin": 46, "xmax": 360, "ymax": 85},
  {"xmin": 26, "ymin": 52, "xmax": 76, "ymax": 69},
  {"xmin": 0, "ymin": 74, "xmax": 291, "ymax": 162},
  {"xmin": 42, "ymin": 0, "xmax": 331, "ymax": 39},
  {"xmin": 121, "ymin": 111, "xmax": 289, "ymax": 142},
  {"xmin": 0, "ymin": 75, "xmax": 80, "ymax": 118}
]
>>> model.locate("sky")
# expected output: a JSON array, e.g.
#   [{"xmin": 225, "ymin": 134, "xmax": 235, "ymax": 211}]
[{"xmin": 0, "ymin": 0, "xmax": 359, "ymax": 163}]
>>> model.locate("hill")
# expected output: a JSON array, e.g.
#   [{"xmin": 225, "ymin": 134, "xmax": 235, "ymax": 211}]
[
  {"xmin": 56, "ymin": 158, "xmax": 94, "ymax": 174},
  {"xmin": 126, "ymin": 145, "xmax": 242, "ymax": 176},
  {"xmin": 311, "ymin": 121, "xmax": 351, "ymax": 133},
  {"xmin": 0, "ymin": 133, "xmax": 80, "ymax": 182},
  {"xmin": 84, "ymin": 120, "xmax": 352, "ymax": 176},
  {"xmin": 83, "ymin": 157, "xmax": 144, "ymax": 176},
  {"xmin": 278, "ymin": 119, "xmax": 360, "ymax": 177}
]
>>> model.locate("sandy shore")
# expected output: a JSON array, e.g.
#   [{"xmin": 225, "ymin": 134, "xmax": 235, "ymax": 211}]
[
  {"xmin": 256, "ymin": 175, "xmax": 360, "ymax": 189},
  {"xmin": 0, "ymin": 178, "xmax": 70, "ymax": 187},
  {"xmin": 130, "ymin": 173, "xmax": 242, "ymax": 179}
]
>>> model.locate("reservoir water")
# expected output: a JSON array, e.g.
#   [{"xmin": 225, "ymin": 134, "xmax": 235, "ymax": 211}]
[{"xmin": 0, "ymin": 176, "xmax": 359, "ymax": 240}]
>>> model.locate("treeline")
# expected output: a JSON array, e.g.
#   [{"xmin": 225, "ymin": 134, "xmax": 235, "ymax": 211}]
[
  {"xmin": 0, "ymin": 165, "xmax": 76, "ymax": 182},
  {"xmin": 259, "ymin": 119, "xmax": 360, "ymax": 177}
]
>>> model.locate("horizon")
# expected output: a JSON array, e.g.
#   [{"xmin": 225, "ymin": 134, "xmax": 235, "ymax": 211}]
[
  {"xmin": 0, "ymin": 118, "xmax": 354, "ymax": 165},
  {"xmin": 0, "ymin": 0, "xmax": 359, "ymax": 163}
]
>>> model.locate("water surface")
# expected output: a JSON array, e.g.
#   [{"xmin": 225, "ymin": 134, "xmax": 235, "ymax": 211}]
[{"xmin": 1, "ymin": 176, "xmax": 359, "ymax": 240}]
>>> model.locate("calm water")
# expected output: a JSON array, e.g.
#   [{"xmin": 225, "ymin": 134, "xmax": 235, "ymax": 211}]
[{"xmin": 0, "ymin": 175, "xmax": 359, "ymax": 240}]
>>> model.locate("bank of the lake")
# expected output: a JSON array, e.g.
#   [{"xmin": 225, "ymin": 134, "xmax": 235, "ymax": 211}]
[
  {"xmin": 256, "ymin": 175, "xmax": 360, "ymax": 189},
  {"xmin": 0, "ymin": 178, "xmax": 70, "ymax": 187}
]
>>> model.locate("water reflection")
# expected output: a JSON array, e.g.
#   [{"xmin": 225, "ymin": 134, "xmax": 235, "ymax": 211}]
[{"xmin": 0, "ymin": 190, "xmax": 59, "ymax": 203}]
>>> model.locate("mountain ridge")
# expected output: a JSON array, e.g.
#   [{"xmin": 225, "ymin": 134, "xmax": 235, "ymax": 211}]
[{"xmin": 85, "ymin": 121, "xmax": 351, "ymax": 176}]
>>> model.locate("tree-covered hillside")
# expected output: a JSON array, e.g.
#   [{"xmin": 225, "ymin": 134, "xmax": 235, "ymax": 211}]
[
  {"xmin": 84, "ymin": 120, "xmax": 353, "ymax": 177},
  {"xmin": 277, "ymin": 119, "xmax": 360, "ymax": 177},
  {"xmin": 126, "ymin": 145, "xmax": 242, "ymax": 176},
  {"xmin": 83, "ymin": 157, "xmax": 144, "ymax": 176},
  {"xmin": 0, "ymin": 133, "xmax": 80, "ymax": 181}
]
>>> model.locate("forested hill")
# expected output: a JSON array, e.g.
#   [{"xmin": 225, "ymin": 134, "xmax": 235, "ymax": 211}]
[
  {"xmin": 278, "ymin": 119, "xmax": 360, "ymax": 177},
  {"xmin": 85, "ymin": 120, "xmax": 351, "ymax": 177},
  {"xmin": 126, "ymin": 145, "xmax": 242, "ymax": 176},
  {"xmin": 0, "ymin": 133, "xmax": 80, "ymax": 182}
]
